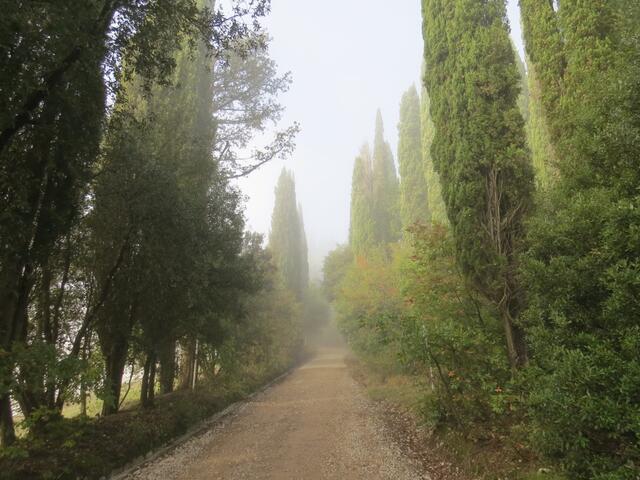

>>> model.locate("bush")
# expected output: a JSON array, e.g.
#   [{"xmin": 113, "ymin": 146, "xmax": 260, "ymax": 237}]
[
  {"xmin": 401, "ymin": 224, "xmax": 512, "ymax": 430},
  {"xmin": 521, "ymin": 190, "xmax": 640, "ymax": 479},
  {"xmin": 0, "ymin": 366, "xmax": 293, "ymax": 480}
]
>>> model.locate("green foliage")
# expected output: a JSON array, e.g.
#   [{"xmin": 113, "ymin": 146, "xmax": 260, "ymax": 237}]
[
  {"xmin": 349, "ymin": 112, "xmax": 401, "ymax": 255},
  {"xmin": 0, "ymin": 0, "xmax": 298, "ymax": 448},
  {"xmin": 322, "ymin": 244, "xmax": 353, "ymax": 302},
  {"xmin": 422, "ymin": 0, "xmax": 534, "ymax": 368},
  {"xmin": 419, "ymin": 79, "xmax": 447, "ymax": 225},
  {"xmin": 372, "ymin": 111, "xmax": 401, "ymax": 244},
  {"xmin": 217, "ymin": 237, "xmax": 304, "ymax": 383},
  {"xmin": 268, "ymin": 169, "xmax": 309, "ymax": 300},
  {"xmin": 398, "ymin": 86, "xmax": 429, "ymax": 230},
  {"xmin": 524, "ymin": 59, "xmax": 556, "ymax": 189},
  {"xmin": 401, "ymin": 224, "xmax": 511, "ymax": 429},
  {"xmin": 335, "ymin": 246, "xmax": 405, "ymax": 370},
  {"xmin": 521, "ymin": 190, "xmax": 640, "ymax": 478},
  {"xmin": 349, "ymin": 146, "xmax": 376, "ymax": 254},
  {"xmin": 0, "ymin": 373, "xmax": 287, "ymax": 480},
  {"xmin": 519, "ymin": 2, "xmax": 640, "ymax": 477}
]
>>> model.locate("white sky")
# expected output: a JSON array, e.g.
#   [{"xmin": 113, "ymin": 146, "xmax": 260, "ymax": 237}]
[{"xmin": 236, "ymin": 0, "xmax": 525, "ymax": 279}]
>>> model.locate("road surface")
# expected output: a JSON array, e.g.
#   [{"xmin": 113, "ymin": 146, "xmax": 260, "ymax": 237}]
[{"xmin": 124, "ymin": 348, "xmax": 429, "ymax": 480}]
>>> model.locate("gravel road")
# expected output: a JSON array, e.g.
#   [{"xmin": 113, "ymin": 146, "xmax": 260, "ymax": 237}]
[{"xmin": 123, "ymin": 348, "xmax": 430, "ymax": 480}]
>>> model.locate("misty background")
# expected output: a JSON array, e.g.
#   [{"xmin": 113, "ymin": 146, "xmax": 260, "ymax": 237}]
[{"xmin": 237, "ymin": 0, "xmax": 525, "ymax": 279}]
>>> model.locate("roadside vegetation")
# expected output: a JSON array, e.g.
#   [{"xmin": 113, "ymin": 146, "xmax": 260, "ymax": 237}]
[
  {"xmin": 1, "ymin": 1, "xmax": 639, "ymax": 479},
  {"xmin": 325, "ymin": 2, "xmax": 640, "ymax": 479},
  {"xmin": 0, "ymin": 1, "xmax": 331, "ymax": 478}
]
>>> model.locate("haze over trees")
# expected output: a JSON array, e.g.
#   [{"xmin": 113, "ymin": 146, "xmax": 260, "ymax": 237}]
[
  {"xmin": 1, "ymin": 1, "xmax": 639, "ymax": 479},
  {"xmin": 398, "ymin": 85, "xmax": 429, "ymax": 230},
  {"xmin": 0, "ymin": 0, "xmax": 307, "ymax": 460},
  {"xmin": 348, "ymin": 113, "xmax": 401, "ymax": 255},
  {"xmin": 327, "ymin": 1, "xmax": 640, "ymax": 479},
  {"xmin": 269, "ymin": 169, "xmax": 309, "ymax": 301}
]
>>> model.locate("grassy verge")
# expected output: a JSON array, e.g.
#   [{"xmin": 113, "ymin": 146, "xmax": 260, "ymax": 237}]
[
  {"xmin": 0, "ymin": 367, "xmax": 294, "ymax": 480},
  {"xmin": 347, "ymin": 356, "xmax": 566, "ymax": 480}
]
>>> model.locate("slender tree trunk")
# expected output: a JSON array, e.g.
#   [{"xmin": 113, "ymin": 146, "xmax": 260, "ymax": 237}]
[
  {"xmin": 101, "ymin": 341, "xmax": 128, "ymax": 416},
  {"xmin": 140, "ymin": 355, "xmax": 151, "ymax": 407},
  {"xmin": 500, "ymin": 303, "xmax": 528, "ymax": 370},
  {"xmin": 80, "ymin": 332, "xmax": 91, "ymax": 416},
  {"xmin": 179, "ymin": 338, "xmax": 196, "ymax": 390},
  {"xmin": 0, "ymin": 396, "xmax": 15, "ymax": 447},
  {"xmin": 159, "ymin": 338, "xmax": 176, "ymax": 394},
  {"xmin": 192, "ymin": 339, "xmax": 199, "ymax": 390},
  {"xmin": 148, "ymin": 356, "xmax": 156, "ymax": 405},
  {"xmin": 140, "ymin": 351, "xmax": 157, "ymax": 408}
]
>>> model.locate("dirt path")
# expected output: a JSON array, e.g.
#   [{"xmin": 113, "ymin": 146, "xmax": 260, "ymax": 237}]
[{"xmin": 124, "ymin": 348, "xmax": 429, "ymax": 480}]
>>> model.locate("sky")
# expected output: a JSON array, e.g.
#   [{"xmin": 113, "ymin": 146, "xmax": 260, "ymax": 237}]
[{"xmin": 236, "ymin": 0, "xmax": 525, "ymax": 279}]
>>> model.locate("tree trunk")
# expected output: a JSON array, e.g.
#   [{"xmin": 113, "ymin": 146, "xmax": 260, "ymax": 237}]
[
  {"xmin": 148, "ymin": 356, "xmax": 156, "ymax": 405},
  {"xmin": 101, "ymin": 341, "xmax": 128, "ymax": 416},
  {"xmin": 178, "ymin": 338, "xmax": 196, "ymax": 390},
  {"xmin": 159, "ymin": 338, "xmax": 176, "ymax": 394},
  {"xmin": 0, "ymin": 395, "xmax": 15, "ymax": 447},
  {"xmin": 80, "ymin": 332, "xmax": 91, "ymax": 416},
  {"xmin": 140, "ymin": 355, "xmax": 150, "ymax": 407},
  {"xmin": 140, "ymin": 351, "xmax": 156, "ymax": 408},
  {"xmin": 500, "ymin": 304, "xmax": 528, "ymax": 370}
]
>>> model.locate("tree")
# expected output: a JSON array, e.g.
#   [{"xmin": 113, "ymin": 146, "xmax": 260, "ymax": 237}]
[
  {"xmin": 398, "ymin": 85, "xmax": 430, "ymax": 230},
  {"xmin": 519, "ymin": 1, "xmax": 640, "ymax": 475},
  {"xmin": 0, "ymin": 0, "xmax": 274, "ymax": 444},
  {"xmin": 524, "ymin": 58, "xmax": 556, "ymax": 189},
  {"xmin": 268, "ymin": 169, "xmax": 309, "ymax": 300},
  {"xmin": 420, "ymin": 78, "xmax": 447, "ymax": 225},
  {"xmin": 349, "ymin": 145, "xmax": 375, "ymax": 255},
  {"xmin": 322, "ymin": 245, "xmax": 354, "ymax": 303},
  {"xmin": 422, "ymin": 0, "xmax": 535, "ymax": 369},
  {"xmin": 211, "ymin": 41, "xmax": 299, "ymax": 178},
  {"xmin": 371, "ymin": 110, "xmax": 401, "ymax": 244}
]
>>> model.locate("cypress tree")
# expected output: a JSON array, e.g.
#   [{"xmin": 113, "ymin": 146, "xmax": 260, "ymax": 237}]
[
  {"xmin": 422, "ymin": 0, "xmax": 535, "ymax": 369},
  {"xmin": 398, "ymin": 85, "xmax": 430, "ymax": 230},
  {"xmin": 519, "ymin": 2, "xmax": 640, "ymax": 473},
  {"xmin": 524, "ymin": 57, "xmax": 556, "ymax": 189},
  {"xmin": 349, "ymin": 145, "xmax": 375, "ymax": 255},
  {"xmin": 297, "ymin": 204, "xmax": 310, "ymax": 291},
  {"xmin": 269, "ymin": 169, "xmax": 309, "ymax": 300},
  {"xmin": 420, "ymin": 80, "xmax": 447, "ymax": 225},
  {"xmin": 513, "ymin": 46, "xmax": 556, "ymax": 188},
  {"xmin": 371, "ymin": 110, "xmax": 401, "ymax": 244}
]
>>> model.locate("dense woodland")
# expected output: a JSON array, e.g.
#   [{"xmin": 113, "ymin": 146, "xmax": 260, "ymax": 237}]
[
  {"xmin": 326, "ymin": 1, "xmax": 640, "ymax": 479},
  {"xmin": 0, "ymin": 1, "xmax": 323, "ymax": 473},
  {"xmin": 1, "ymin": 1, "xmax": 639, "ymax": 479}
]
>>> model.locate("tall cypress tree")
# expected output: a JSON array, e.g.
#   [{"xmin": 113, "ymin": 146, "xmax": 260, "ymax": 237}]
[
  {"xmin": 422, "ymin": 0, "xmax": 535, "ymax": 369},
  {"xmin": 269, "ymin": 169, "xmax": 309, "ymax": 300},
  {"xmin": 524, "ymin": 57, "xmax": 556, "ymax": 189},
  {"xmin": 519, "ymin": 2, "xmax": 640, "ymax": 474},
  {"xmin": 297, "ymin": 204, "xmax": 310, "ymax": 291},
  {"xmin": 371, "ymin": 110, "xmax": 401, "ymax": 244},
  {"xmin": 349, "ymin": 145, "xmax": 375, "ymax": 255},
  {"xmin": 420, "ymin": 79, "xmax": 447, "ymax": 225},
  {"xmin": 398, "ymin": 85, "xmax": 430, "ymax": 230}
]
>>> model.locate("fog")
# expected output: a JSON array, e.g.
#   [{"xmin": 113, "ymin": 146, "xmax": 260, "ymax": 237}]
[{"xmin": 237, "ymin": 0, "xmax": 525, "ymax": 279}]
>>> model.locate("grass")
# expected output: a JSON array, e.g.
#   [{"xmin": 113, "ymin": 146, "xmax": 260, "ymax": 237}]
[
  {"xmin": 1, "ymin": 366, "xmax": 294, "ymax": 480},
  {"xmin": 61, "ymin": 379, "xmax": 144, "ymax": 418}
]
